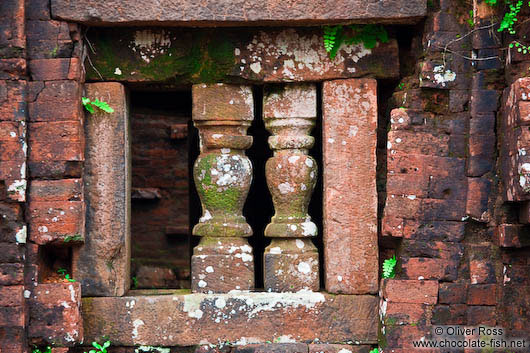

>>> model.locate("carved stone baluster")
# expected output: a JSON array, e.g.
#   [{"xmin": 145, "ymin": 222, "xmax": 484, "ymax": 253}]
[
  {"xmin": 263, "ymin": 84, "xmax": 319, "ymax": 292},
  {"xmin": 191, "ymin": 83, "xmax": 254, "ymax": 293}
]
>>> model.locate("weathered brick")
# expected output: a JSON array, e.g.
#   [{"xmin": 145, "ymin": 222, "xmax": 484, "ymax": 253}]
[
  {"xmin": 439, "ymin": 283, "xmax": 468, "ymax": 304},
  {"xmin": 467, "ymin": 284, "xmax": 497, "ymax": 305},
  {"xmin": 494, "ymin": 224, "xmax": 530, "ymax": 248},
  {"xmin": 403, "ymin": 220, "xmax": 465, "ymax": 242},
  {"xmin": 28, "ymin": 160, "xmax": 83, "ymax": 179},
  {"xmin": 0, "ymin": 326, "xmax": 26, "ymax": 353},
  {"xmin": 29, "ymin": 179, "xmax": 82, "ymax": 202},
  {"xmin": 0, "ymin": 285, "xmax": 23, "ymax": 307},
  {"xmin": 466, "ymin": 306, "xmax": 496, "ymax": 325},
  {"xmin": 401, "ymin": 257, "xmax": 457, "ymax": 281},
  {"xmin": 382, "ymin": 279, "xmax": 439, "ymax": 304},
  {"xmin": 431, "ymin": 304, "xmax": 467, "ymax": 325},
  {"xmin": 385, "ymin": 302, "xmax": 432, "ymax": 325},
  {"xmin": 0, "ymin": 80, "xmax": 26, "ymax": 122},
  {"xmin": 28, "ymin": 200, "xmax": 85, "ymax": 245},
  {"xmin": 466, "ymin": 177, "xmax": 491, "ymax": 221},
  {"xmin": 0, "ymin": 306, "xmax": 25, "ymax": 327},
  {"xmin": 0, "ymin": 263, "xmax": 24, "ymax": 285},
  {"xmin": 0, "ymin": 58, "xmax": 26, "ymax": 79},
  {"xmin": 0, "ymin": 243, "xmax": 24, "ymax": 263},
  {"xmin": 469, "ymin": 258, "xmax": 496, "ymax": 284},
  {"xmin": 323, "ymin": 79, "xmax": 378, "ymax": 294},
  {"xmin": 25, "ymin": 0, "xmax": 51, "ymax": 20},
  {"xmin": 471, "ymin": 89, "xmax": 499, "ymax": 114},
  {"xmin": 28, "ymin": 80, "xmax": 81, "ymax": 122},
  {"xmin": 308, "ymin": 344, "xmax": 372, "ymax": 353},
  {"xmin": 29, "ymin": 282, "xmax": 83, "ymax": 346},
  {"xmin": 29, "ymin": 58, "xmax": 82, "ymax": 81}
]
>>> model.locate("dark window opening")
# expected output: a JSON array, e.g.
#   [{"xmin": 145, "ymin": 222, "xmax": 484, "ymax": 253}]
[{"xmin": 130, "ymin": 85, "xmax": 324, "ymax": 290}]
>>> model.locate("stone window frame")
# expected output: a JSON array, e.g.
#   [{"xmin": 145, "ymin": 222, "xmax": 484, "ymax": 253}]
[{"xmin": 74, "ymin": 27, "xmax": 384, "ymax": 348}]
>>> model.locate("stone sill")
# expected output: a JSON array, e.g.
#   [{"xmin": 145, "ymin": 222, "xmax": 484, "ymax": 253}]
[{"xmin": 82, "ymin": 290, "xmax": 378, "ymax": 347}]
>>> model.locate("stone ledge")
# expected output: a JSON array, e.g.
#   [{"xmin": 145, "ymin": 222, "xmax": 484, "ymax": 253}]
[
  {"xmin": 51, "ymin": 0, "xmax": 426, "ymax": 26},
  {"xmin": 82, "ymin": 291, "xmax": 378, "ymax": 346}
]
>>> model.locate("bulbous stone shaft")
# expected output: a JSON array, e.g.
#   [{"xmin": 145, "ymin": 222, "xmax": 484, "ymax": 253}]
[
  {"xmin": 262, "ymin": 83, "xmax": 320, "ymax": 292},
  {"xmin": 191, "ymin": 83, "xmax": 255, "ymax": 293}
]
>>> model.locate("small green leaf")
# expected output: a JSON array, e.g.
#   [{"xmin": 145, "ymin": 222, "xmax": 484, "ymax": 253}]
[
  {"xmin": 91, "ymin": 99, "xmax": 115, "ymax": 113},
  {"xmin": 103, "ymin": 341, "xmax": 111, "ymax": 348}
]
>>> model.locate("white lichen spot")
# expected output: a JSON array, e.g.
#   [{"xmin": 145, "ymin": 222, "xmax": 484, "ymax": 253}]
[
  {"xmin": 221, "ymin": 148, "xmax": 231, "ymax": 154},
  {"xmin": 198, "ymin": 280, "xmax": 207, "ymax": 288},
  {"xmin": 305, "ymin": 159, "xmax": 313, "ymax": 168},
  {"xmin": 432, "ymin": 66, "xmax": 457, "ymax": 87},
  {"xmin": 301, "ymin": 222, "xmax": 317, "ymax": 236},
  {"xmin": 235, "ymin": 48, "xmax": 241, "ymax": 56},
  {"xmin": 275, "ymin": 335, "xmax": 297, "ymax": 343},
  {"xmin": 200, "ymin": 210, "xmax": 212, "ymax": 223},
  {"xmin": 301, "ymin": 183, "xmax": 307, "ymax": 191},
  {"xmin": 327, "ymin": 138, "xmax": 335, "ymax": 144},
  {"xmin": 114, "ymin": 67, "xmax": 122, "ymax": 75},
  {"xmin": 24, "ymin": 290, "xmax": 31, "ymax": 298},
  {"xmin": 288, "ymin": 155, "xmax": 300, "ymax": 164},
  {"xmin": 269, "ymin": 247, "xmax": 282, "ymax": 254},
  {"xmin": 38, "ymin": 225, "xmax": 48, "ymax": 233},
  {"xmin": 8, "ymin": 179, "xmax": 26, "ymax": 200},
  {"xmin": 215, "ymin": 297, "xmax": 226, "ymax": 309},
  {"xmin": 407, "ymin": 195, "xmax": 417, "ymax": 200},
  {"xmin": 278, "ymin": 182, "xmax": 295, "ymax": 194},
  {"xmin": 337, "ymin": 275, "xmax": 343, "ymax": 282},
  {"xmin": 387, "ymin": 141, "xmax": 392, "ymax": 149},
  {"xmin": 297, "ymin": 262, "xmax": 311, "ymax": 274},
  {"xmin": 519, "ymin": 148, "xmax": 527, "ymax": 156},
  {"xmin": 9, "ymin": 132, "xmax": 16, "ymax": 138},
  {"xmin": 15, "ymin": 226, "xmax": 26, "ymax": 244},
  {"xmin": 395, "ymin": 138, "xmax": 402, "ymax": 143},
  {"xmin": 337, "ymin": 349, "xmax": 352, "ymax": 353},
  {"xmin": 290, "ymin": 224, "xmax": 297, "ymax": 231},
  {"xmin": 296, "ymin": 239, "xmax": 305, "ymax": 249},
  {"xmin": 212, "ymin": 134, "xmax": 223, "ymax": 139},
  {"xmin": 205, "ymin": 266, "xmax": 214, "ymax": 273},
  {"xmin": 135, "ymin": 347, "xmax": 170, "ymax": 353},
  {"xmin": 132, "ymin": 319, "xmax": 145, "ymax": 339},
  {"xmin": 235, "ymin": 252, "xmax": 253, "ymax": 262},
  {"xmin": 250, "ymin": 62, "xmax": 262, "ymax": 74}
]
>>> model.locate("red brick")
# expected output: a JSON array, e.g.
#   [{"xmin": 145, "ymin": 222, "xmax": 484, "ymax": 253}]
[
  {"xmin": 29, "ymin": 58, "xmax": 82, "ymax": 81},
  {"xmin": 384, "ymin": 194, "xmax": 421, "ymax": 219},
  {"xmin": 0, "ymin": 58, "xmax": 26, "ymax": 79},
  {"xmin": 0, "ymin": 80, "xmax": 26, "ymax": 122},
  {"xmin": 385, "ymin": 302, "xmax": 432, "ymax": 325},
  {"xmin": 323, "ymin": 79, "xmax": 378, "ymax": 294},
  {"xmin": 494, "ymin": 224, "xmax": 530, "ymax": 248},
  {"xmin": 401, "ymin": 257, "xmax": 456, "ymax": 281},
  {"xmin": 26, "ymin": 20, "xmax": 70, "ymax": 40},
  {"xmin": 403, "ymin": 220, "xmax": 465, "ymax": 242},
  {"xmin": 381, "ymin": 216, "xmax": 404, "ymax": 238},
  {"xmin": 0, "ymin": 285, "xmax": 23, "ymax": 307},
  {"xmin": 25, "ymin": 0, "xmax": 51, "ymax": 20},
  {"xmin": 0, "ymin": 263, "xmax": 24, "ymax": 285},
  {"xmin": 0, "ymin": 243, "xmax": 24, "ymax": 263},
  {"xmin": 28, "ymin": 200, "xmax": 84, "ymax": 245},
  {"xmin": 0, "ymin": 326, "xmax": 26, "ymax": 353},
  {"xmin": 28, "ymin": 80, "xmax": 82, "ymax": 122},
  {"xmin": 388, "ymin": 130, "xmax": 450, "ymax": 156},
  {"xmin": 0, "ymin": 306, "xmax": 24, "ymax": 327},
  {"xmin": 469, "ymin": 259, "xmax": 496, "ymax": 284},
  {"xmin": 29, "ymin": 179, "xmax": 82, "ymax": 202},
  {"xmin": 386, "ymin": 173, "xmax": 429, "ymax": 197},
  {"xmin": 439, "ymin": 283, "xmax": 468, "ymax": 304},
  {"xmin": 382, "ymin": 279, "xmax": 439, "ymax": 304},
  {"xmin": 385, "ymin": 325, "xmax": 433, "ymax": 349},
  {"xmin": 28, "ymin": 160, "xmax": 83, "ymax": 179},
  {"xmin": 232, "ymin": 344, "xmax": 307, "ymax": 353},
  {"xmin": 29, "ymin": 282, "xmax": 83, "ymax": 346},
  {"xmin": 431, "ymin": 304, "xmax": 467, "ymax": 325},
  {"xmin": 29, "ymin": 138, "xmax": 83, "ymax": 162},
  {"xmin": 467, "ymin": 284, "xmax": 497, "ymax": 305}
]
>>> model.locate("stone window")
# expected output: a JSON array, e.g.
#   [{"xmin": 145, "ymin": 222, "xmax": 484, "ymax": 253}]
[{"xmin": 72, "ymin": 25, "xmax": 390, "ymax": 347}]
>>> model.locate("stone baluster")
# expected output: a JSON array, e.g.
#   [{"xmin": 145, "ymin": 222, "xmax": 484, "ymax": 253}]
[
  {"xmin": 263, "ymin": 84, "xmax": 319, "ymax": 292},
  {"xmin": 191, "ymin": 83, "xmax": 254, "ymax": 293}
]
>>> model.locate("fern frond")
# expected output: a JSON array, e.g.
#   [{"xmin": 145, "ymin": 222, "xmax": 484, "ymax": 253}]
[
  {"xmin": 91, "ymin": 99, "xmax": 115, "ymax": 113},
  {"xmin": 382, "ymin": 255, "xmax": 397, "ymax": 279}
]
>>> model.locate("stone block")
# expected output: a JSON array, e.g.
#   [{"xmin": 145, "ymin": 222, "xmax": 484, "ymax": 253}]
[
  {"xmin": 466, "ymin": 306, "xmax": 496, "ymax": 326},
  {"xmin": 73, "ymin": 82, "xmax": 130, "ymax": 296},
  {"xmin": 25, "ymin": 0, "xmax": 51, "ymax": 20},
  {"xmin": 494, "ymin": 224, "xmax": 530, "ymax": 248},
  {"xmin": 28, "ymin": 200, "xmax": 84, "ymax": 245},
  {"xmin": 0, "ymin": 58, "xmax": 26, "ymax": 79},
  {"xmin": 322, "ymin": 79, "xmax": 378, "ymax": 294},
  {"xmin": 232, "ymin": 344, "xmax": 307, "ymax": 353},
  {"xmin": 431, "ymin": 304, "xmax": 467, "ymax": 325},
  {"xmin": 82, "ymin": 292, "xmax": 378, "ymax": 346},
  {"xmin": 469, "ymin": 258, "xmax": 496, "ymax": 284},
  {"xmin": 28, "ymin": 160, "xmax": 83, "ymax": 179},
  {"xmin": 382, "ymin": 279, "xmax": 439, "ymax": 304},
  {"xmin": 28, "ymin": 282, "xmax": 83, "ymax": 346},
  {"xmin": 401, "ymin": 257, "xmax": 457, "ymax": 281},
  {"xmin": 384, "ymin": 302, "xmax": 432, "ymax": 325},
  {"xmin": 0, "ymin": 285, "xmax": 23, "ymax": 307},
  {"xmin": 51, "ymin": 0, "xmax": 426, "ymax": 25}
]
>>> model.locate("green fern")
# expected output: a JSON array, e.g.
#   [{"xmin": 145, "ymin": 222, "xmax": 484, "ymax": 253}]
[
  {"xmin": 82, "ymin": 97, "xmax": 114, "ymax": 114},
  {"xmin": 86, "ymin": 340, "xmax": 111, "ymax": 353},
  {"xmin": 382, "ymin": 255, "xmax": 397, "ymax": 279},
  {"xmin": 322, "ymin": 24, "xmax": 388, "ymax": 59},
  {"xmin": 369, "ymin": 349, "xmax": 379, "ymax": 353},
  {"xmin": 32, "ymin": 347, "xmax": 51, "ymax": 353}
]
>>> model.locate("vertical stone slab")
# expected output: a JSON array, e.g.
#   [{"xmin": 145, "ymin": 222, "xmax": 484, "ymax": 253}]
[
  {"xmin": 73, "ymin": 82, "xmax": 130, "ymax": 296},
  {"xmin": 322, "ymin": 79, "xmax": 378, "ymax": 294}
]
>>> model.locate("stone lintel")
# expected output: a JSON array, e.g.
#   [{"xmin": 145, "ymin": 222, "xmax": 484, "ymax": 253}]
[
  {"xmin": 83, "ymin": 27, "xmax": 399, "ymax": 83},
  {"xmin": 82, "ymin": 291, "xmax": 378, "ymax": 346},
  {"xmin": 51, "ymin": 0, "xmax": 426, "ymax": 26}
]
